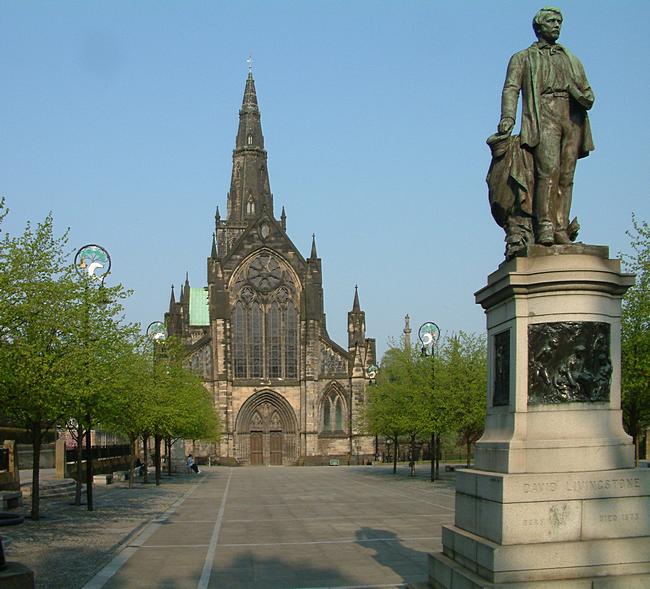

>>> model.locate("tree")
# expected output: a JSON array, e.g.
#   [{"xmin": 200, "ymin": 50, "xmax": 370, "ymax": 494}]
[
  {"xmin": 104, "ymin": 336, "xmax": 221, "ymax": 485},
  {"xmin": 620, "ymin": 216, "xmax": 650, "ymax": 464},
  {"xmin": 152, "ymin": 337, "xmax": 220, "ymax": 477},
  {"xmin": 0, "ymin": 207, "xmax": 84, "ymax": 518},
  {"xmin": 0, "ymin": 203, "xmax": 139, "ymax": 516},
  {"xmin": 439, "ymin": 333, "xmax": 487, "ymax": 467},
  {"xmin": 361, "ymin": 345, "xmax": 417, "ymax": 474}
]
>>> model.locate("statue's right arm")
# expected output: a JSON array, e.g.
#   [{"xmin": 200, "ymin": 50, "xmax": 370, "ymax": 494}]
[{"xmin": 499, "ymin": 53, "xmax": 524, "ymax": 133}]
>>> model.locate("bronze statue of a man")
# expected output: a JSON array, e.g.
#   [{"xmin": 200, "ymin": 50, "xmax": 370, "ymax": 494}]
[{"xmin": 490, "ymin": 7, "xmax": 594, "ymax": 252}]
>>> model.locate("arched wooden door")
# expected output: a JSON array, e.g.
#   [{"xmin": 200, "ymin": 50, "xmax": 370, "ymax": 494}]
[{"xmin": 235, "ymin": 390, "xmax": 298, "ymax": 465}]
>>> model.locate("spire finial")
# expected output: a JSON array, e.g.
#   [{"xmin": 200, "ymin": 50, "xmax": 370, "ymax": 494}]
[
  {"xmin": 185, "ymin": 271, "xmax": 190, "ymax": 286},
  {"xmin": 247, "ymin": 53, "xmax": 253, "ymax": 76}
]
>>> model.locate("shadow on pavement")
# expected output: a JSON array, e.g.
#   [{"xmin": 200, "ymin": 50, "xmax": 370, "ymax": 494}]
[{"xmin": 355, "ymin": 526, "xmax": 428, "ymax": 586}]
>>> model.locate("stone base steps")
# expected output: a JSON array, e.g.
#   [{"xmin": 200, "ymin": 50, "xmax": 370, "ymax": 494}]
[{"xmin": 21, "ymin": 478, "xmax": 79, "ymax": 498}]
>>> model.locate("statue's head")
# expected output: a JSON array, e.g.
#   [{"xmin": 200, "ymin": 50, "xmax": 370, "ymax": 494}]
[{"xmin": 532, "ymin": 7, "xmax": 563, "ymax": 42}]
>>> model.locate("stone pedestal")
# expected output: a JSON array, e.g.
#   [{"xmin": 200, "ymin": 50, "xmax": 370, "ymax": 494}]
[
  {"xmin": 429, "ymin": 246, "xmax": 650, "ymax": 588},
  {"xmin": 0, "ymin": 563, "xmax": 35, "ymax": 589}
]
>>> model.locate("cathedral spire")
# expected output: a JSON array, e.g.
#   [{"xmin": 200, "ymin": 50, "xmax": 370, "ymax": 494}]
[
  {"xmin": 310, "ymin": 233, "xmax": 318, "ymax": 259},
  {"xmin": 226, "ymin": 71, "xmax": 273, "ymax": 223},
  {"xmin": 352, "ymin": 284, "xmax": 361, "ymax": 312},
  {"xmin": 169, "ymin": 284, "xmax": 176, "ymax": 312}
]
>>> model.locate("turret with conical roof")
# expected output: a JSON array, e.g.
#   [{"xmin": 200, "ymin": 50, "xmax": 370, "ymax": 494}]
[
  {"xmin": 304, "ymin": 233, "xmax": 324, "ymax": 322},
  {"xmin": 348, "ymin": 285, "xmax": 366, "ymax": 350}
]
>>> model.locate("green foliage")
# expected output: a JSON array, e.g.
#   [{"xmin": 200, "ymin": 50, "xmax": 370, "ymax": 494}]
[
  {"xmin": 0, "ymin": 207, "xmax": 81, "ymax": 433},
  {"xmin": 103, "ymin": 337, "xmax": 221, "ymax": 444},
  {"xmin": 362, "ymin": 344, "xmax": 423, "ymax": 439},
  {"xmin": 362, "ymin": 330, "xmax": 487, "ymax": 466},
  {"xmin": 620, "ymin": 215, "xmax": 650, "ymax": 460},
  {"xmin": 437, "ymin": 332, "xmax": 487, "ymax": 463}
]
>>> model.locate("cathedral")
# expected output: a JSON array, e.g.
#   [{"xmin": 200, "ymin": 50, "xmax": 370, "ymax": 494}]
[{"xmin": 165, "ymin": 71, "xmax": 376, "ymax": 466}]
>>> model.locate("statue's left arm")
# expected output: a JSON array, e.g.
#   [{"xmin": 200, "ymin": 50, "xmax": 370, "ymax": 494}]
[{"xmin": 566, "ymin": 51, "xmax": 594, "ymax": 110}]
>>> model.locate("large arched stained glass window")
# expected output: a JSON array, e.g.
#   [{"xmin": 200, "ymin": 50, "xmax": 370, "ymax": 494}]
[{"xmin": 231, "ymin": 252, "xmax": 301, "ymax": 380}]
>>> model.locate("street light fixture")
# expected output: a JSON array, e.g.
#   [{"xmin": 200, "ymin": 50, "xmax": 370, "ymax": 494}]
[
  {"xmin": 146, "ymin": 321, "xmax": 167, "ymax": 342},
  {"xmin": 146, "ymin": 320, "xmax": 168, "ymax": 485},
  {"xmin": 74, "ymin": 243, "xmax": 111, "ymax": 511},
  {"xmin": 419, "ymin": 321, "xmax": 440, "ymax": 482}
]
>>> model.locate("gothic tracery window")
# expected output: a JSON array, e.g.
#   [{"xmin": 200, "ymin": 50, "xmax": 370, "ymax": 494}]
[
  {"xmin": 231, "ymin": 252, "xmax": 300, "ymax": 380},
  {"xmin": 321, "ymin": 388, "xmax": 346, "ymax": 433}
]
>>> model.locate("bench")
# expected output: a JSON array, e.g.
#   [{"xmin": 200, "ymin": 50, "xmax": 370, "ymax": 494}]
[
  {"xmin": 93, "ymin": 474, "xmax": 113, "ymax": 485},
  {"xmin": 0, "ymin": 491, "xmax": 22, "ymax": 509},
  {"xmin": 445, "ymin": 464, "xmax": 469, "ymax": 472}
]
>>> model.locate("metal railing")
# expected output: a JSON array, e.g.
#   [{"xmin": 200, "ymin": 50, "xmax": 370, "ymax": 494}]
[{"xmin": 64, "ymin": 443, "xmax": 131, "ymax": 463}]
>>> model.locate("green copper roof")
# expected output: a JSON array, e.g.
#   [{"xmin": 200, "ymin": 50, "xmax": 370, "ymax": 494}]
[{"xmin": 189, "ymin": 288, "xmax": 210, "ymax": 326}]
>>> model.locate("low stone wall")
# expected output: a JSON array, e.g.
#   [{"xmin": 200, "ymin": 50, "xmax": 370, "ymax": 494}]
[
  {"xmin": 63, "ymin": 456, "xmax": 134, "ymax": 480},
  {"xmin": 17, "ymin": 443, "xmax": 55, "ymax": 469}
]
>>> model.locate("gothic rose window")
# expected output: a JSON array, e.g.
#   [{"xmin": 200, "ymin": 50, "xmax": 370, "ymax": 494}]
[{"xmin": 231, "ymin": 252, "xmax": 300, "ymax": 379}]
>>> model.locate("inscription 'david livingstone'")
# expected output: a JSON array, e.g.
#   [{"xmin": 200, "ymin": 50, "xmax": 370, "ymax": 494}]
[
  {"xmin": 522, "ymin": 477, "xmax": 641, "ymax": 494},
  {"xmin": 528, "ymin": 321, "xmax": 611, "ymax": 404}
]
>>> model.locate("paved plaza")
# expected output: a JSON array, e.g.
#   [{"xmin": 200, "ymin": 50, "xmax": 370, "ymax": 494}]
[{"xmin": 4, "ymin": 465, "xmax": 455, "ymax": 588}]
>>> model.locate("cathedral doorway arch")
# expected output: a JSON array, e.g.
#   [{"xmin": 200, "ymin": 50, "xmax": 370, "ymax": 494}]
[{"xmin": 235, "ymin": 390, "xmax": 298, "ymax": 465}]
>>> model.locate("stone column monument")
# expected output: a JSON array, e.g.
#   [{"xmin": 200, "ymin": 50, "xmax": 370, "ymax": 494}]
[{"xmin": 427, "ymin": 8, "xmax": 650, "ymax": 588}]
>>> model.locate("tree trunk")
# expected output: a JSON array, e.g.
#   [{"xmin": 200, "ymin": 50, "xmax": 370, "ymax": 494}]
[
  {"xmin": 435, "ymin": 433, "xmax": 441, "ymax": 478},
  {"xmin": 430, "ymin": 432, "xmax": 436, "ymax": 482},
  {"xmin": 392, "ymin": 435, "xmax": 398, "ymax": 474},
  {"xmin": 85, "ymin": 413, "xmax": 93, "ymax": 511},
  {"xmin": 143, "ymin": 434, "xmax": 149, "ymax": 484},
  {"xmin": 30, "ymin": 422, "xmax": 42, "ymax": 520},
  {"xmin": 74, "ymin": 423, "xmax": 83, "ymax": 505},
  {"xmin": 154, "ymin": 434, "xmax": 161, "ymax": 486},
  {"xmin": 128, "ymin": 434, "xmax": 136, "ymax": 489},
  {"xmin": 466, "ymin": 436, "xmax": 472, "ymax": 468},
  {"xmin": 166, "ymin": 437, "xmax": 173, "ymax": 477},
  {"xmin": 409, "ymin": 434, "xmax": 416, "ymax": 476}
]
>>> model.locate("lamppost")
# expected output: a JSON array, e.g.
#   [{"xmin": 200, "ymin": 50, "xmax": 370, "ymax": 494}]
[
  {"xmin": 146, "ymin": 321, "xmax": 167, "ymax": 483},
  {"xmin": 419, "ymin": 321, "xmax": 440, "ymax": 482},
  {"xmin": 366, "ymin": 364, "xmax": 380, "ymax": 460},
  {"xmin": 74, "ymin": 244, "xmax": 111, "ymax": 511}
]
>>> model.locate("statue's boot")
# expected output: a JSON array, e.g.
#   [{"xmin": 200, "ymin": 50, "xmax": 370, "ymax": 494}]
[
  {"xmin": 554, "ymin": 183, "xmax": 573, "ymax": 244},
  {"xmin": 535, "ymin": 178, "xmax": 555, "ymax": 246}
]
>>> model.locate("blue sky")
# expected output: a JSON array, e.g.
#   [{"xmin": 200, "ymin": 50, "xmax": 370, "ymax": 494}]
[{"xmin": 2, "ymin": 1, "xmax": 648, "ymax": 358}]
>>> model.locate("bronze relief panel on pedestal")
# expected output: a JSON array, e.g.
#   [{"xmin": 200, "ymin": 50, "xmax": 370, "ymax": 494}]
[{"xmin": 528, "ymin": 322, "xmax": 611, "ymax": 405}]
